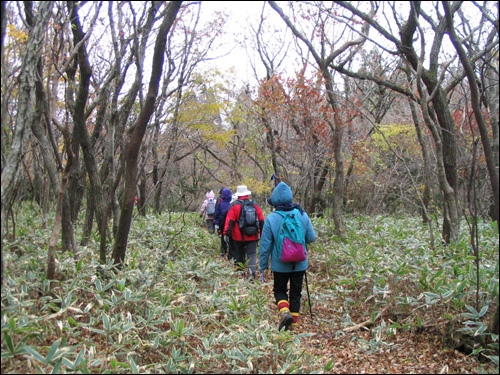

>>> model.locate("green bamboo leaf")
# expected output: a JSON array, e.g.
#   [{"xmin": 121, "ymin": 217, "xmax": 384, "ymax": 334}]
[
  {"xmin": 102, "ymin": 281, "xmax": 114, "ymax": 292},
  {"xmin": 102, "ymin": 314, "xmax": 110, "ymax": 331},
  {"xmin": 122, "ymin": 324, "xmax": 134, "ymax": 332},
  {"xmin": 441, "ymin": 289, "xmax": 454, "ymax": 299},
  {"xmin": 46, "ymin": 339, "xmax": 61, "ymax": 362},
  {"xmin": 484, "ymin": 355, "xmax": 499, "ymax": 365},
  {"xmin": 128, "ymin": 355, "xmax": 139, "ymax": 374},
  {"xmin": 67, "ymin": 317, "xmax": 79, "ymax": 327},
  {"xmin": 76, "ymin": 259, "xmax": 83, "ymax": 272},
  {"xmin": 474, "ymin": 325, "xmax": 487, "ymax": 336},
  {"xmin": 61, "ymin": 356, "xmax": 75, "ymax": 371},
  {"xmin": 95, "ymin": 279, "xmax": 102, "ymax": 292},
  {"xmin": 430, "ymin": 269, "xmax": 443, "ymax": 281},
  {"xmin": 24, "ymin": 344, "xmax": 46, "ymax": 363},
  {"xmin": 88, "ymin": 327, "xmax": 106, "ymax": 335},
  {"xmin": 64, "ymin": 292, "xmax": 73, "ymax": 308},
  {"xmin": 176, "ymin": 320, "xmax": 184, "ymax": 336},
  {"xmin": 51, "ymin": 358, "xmax": 63, "ymax": 374},
  {"xmin": 478, "ymin": 305, "xmax": 488, "ymax": 318},
  {"xmin": 324, "ymin": 359, "xmax": 335, "ymax": 371},
  {"xmin": 153, "ymin": 336, "xmax": 160, "ymax": 349},
  {"xmin": 15, "ymin": 337, "xmax": 28, "ymax": 354},
  {"xmin": 456, "ymin": 280, "xmax": 467, "ymax": 294},
  {"xmin": 462, "ymin": 313, "xmax": 478, "ymax": 319},
  {"xmin": 465, "ymin": 305, "xmax": 479, "ymax": 316},
  {"xmin": 74, "ymin": 344, "xmax": 86, "ymax": 368},
  {"xmin": 117, "ymin": 361, "xmax": 131, "ymax": 369},
  {"xmin": 3, "ymin": 332, "xmax": 14, "ymax": 354}
]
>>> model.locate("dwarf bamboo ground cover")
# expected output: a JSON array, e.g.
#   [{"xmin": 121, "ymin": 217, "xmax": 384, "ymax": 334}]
[{"xmin": 1, "ymin": 205, "xmax": 499, "ymax": 373}]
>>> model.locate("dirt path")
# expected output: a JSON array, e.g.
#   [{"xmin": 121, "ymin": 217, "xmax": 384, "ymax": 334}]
[{"xmin": 259, "ymin": 280, "xmax": 494, "ymax": 374}]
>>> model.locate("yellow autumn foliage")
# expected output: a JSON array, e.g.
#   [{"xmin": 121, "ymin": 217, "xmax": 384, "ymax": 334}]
[
  {"xmin": 371, "ymin": 123, "xmax": 420, "ymax": 155},
  {"xmin": 236, "ymin": 177, "xmax": 272, "ymax": 196},
  {"xmin": 7, "ymin": 24, "xmax": 28, "ymax": 43}
]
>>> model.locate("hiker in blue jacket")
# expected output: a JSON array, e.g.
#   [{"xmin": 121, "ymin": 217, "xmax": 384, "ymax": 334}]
[
  {"xmin": 259, "ymin": 182, "xmax": 316, "ymax": 331},
  {"xmin": 214, "ymin": 187, "xmax": 232, "ymax": 258}
]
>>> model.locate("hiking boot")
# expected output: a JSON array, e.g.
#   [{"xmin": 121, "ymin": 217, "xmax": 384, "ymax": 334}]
[
  {"xmin": 248, "ymin": 273, "xmax": 255, "ymax": 283},
  {"xmin": 278, "ymin": 310, "xmax": 294, "ymax": 331}
]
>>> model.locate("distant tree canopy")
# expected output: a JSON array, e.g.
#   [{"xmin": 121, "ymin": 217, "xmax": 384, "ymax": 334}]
[{"xmin": 1, "ymin": 1, "xmax": 498, "ymax": 275}]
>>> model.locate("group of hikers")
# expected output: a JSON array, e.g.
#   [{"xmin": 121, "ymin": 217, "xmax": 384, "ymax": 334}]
[{"xmin": 199, "ymin": 182, "xmax": 316, "ymax": 332}]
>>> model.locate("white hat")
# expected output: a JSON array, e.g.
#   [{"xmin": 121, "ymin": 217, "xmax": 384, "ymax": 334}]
[{"xmin": 235, "ymin": 185, "xmax": 251, "ymax": 197}]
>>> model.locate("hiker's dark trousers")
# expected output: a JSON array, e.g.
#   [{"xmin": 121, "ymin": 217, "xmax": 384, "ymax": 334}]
[
  {"xmin": 273, "ymin": 271, "xmax": 305, "ymax": 313},
  {"xmin": 233, "ymin": 240, "xmax": 257, "ymax": 276},
  {"xmin": 206, "ymin": 217, "xmax": 214, "ymax": 234},
  {"xmin": 220, "ymin": 235, "xmax": 228, "ymax": 256}
]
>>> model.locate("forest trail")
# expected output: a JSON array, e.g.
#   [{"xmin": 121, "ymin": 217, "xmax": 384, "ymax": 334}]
[
  {"xmin": 205, "ymin": 212, "xmax": 496, "ymax": 374},
  {"xmin": 258, "ymin": 278, "xmax": 492, "ymax": 374},
  {"xmin": 216, "ymin": 246, "xmax": 493, "ymax": 374}
]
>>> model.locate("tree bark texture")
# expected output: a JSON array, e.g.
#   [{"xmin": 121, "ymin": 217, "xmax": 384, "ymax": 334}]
[
  {"xmin": 1, "ymin": 1, "xmax": 53, "ymax": 283},
  {"xmin": 443, "ymin": 0, "xmax": 500, "ymax": 337},
  {"xmin": 443, "ymin": 1, "xmax": 499, "ymax": 230},
  {"xmin": 113, "ymin": 1, "xmax": 183, "ymax": 266},
  {"xmin": 67, "ymin": 1, "xmax": 112, "ymax": 261}
]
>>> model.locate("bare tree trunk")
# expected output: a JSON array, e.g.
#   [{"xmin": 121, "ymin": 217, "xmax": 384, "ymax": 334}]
[
  {"xmin": 408, "ymin": 96, "xmax": 435, "ymax": 222},
  {"xmin": 67, "ymin": 1, "xmax": 109, "ymax": 262},
  {"xmin": 398, "ymin": 1, "xmax": 460, "ymax": 243},
  {"xmin": 416, "ymin": 76, "xmax": 459, "ymax": 246},
  {"xmin": 113, "ymin": 1, "xmax": 183, "ymax": 267},
  {"xmin": 330, "ymin": 101, "xmax": 346, "ymax": 237},
  {"xmin": 0, "ymin": 1, "xmax": 5, "ymax": 61},
  {"xmin": 1, "ymin": 1, "xmax": 53, "ymax": 284},
  {"xmin": 152, "ymin": 129, "xmax": 162, "ymax": 214},
  {"xmin": 307, "ymin": 162, "xmax": 329, "ymax": 217},
  {"xmin": 443, "ymin": 1, "xmax": 499, "ymax": 230},
  {"xmin": 443, "ymin": 0, "xmax": 500, "ymax": 335},
  {"xmin": 138, "ymin": 165, "xmax": 147, "ymax": 217},
  {"xmin": 48, "ymin": 147, "xmax": 74, "ymax": 281}
]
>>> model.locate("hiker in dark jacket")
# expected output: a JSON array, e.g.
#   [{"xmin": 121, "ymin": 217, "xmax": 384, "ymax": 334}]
[
  {"xmin": 223, "ymin": 185, "xmax": 265, "ymax": 282},
  {"xmin": 260, "ymin": 182, "xmax": 316, "ymax": 331},
  {"xmin": 214, "ymin": 188, "xmax": 232, "ymax": 258}
]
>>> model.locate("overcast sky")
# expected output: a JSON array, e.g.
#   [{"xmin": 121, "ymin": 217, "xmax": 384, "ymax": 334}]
[{"xmin": 198, "ymin": 1, "xmax": 286, "ymax": 86}]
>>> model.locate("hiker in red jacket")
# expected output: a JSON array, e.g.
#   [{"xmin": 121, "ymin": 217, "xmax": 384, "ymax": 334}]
[{"xmin": 223, "ymin": 185, "xmax": 264, "ymax": 282}]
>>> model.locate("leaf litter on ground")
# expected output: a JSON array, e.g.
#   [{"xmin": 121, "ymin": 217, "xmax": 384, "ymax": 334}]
[{"xmin": 1, "ymin": 210, "xmax": 498, "ymax": 373}]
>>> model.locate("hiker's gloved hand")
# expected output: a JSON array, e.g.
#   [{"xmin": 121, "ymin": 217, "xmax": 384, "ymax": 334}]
[{"xmin": 224, "ymin": 235, "xmax": 229, "ymax": 243}]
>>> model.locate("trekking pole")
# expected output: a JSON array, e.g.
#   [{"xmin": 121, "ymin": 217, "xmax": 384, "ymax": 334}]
[{"xmin": 304, "ymin": 270, "xmax": 313, "ymax": 319}]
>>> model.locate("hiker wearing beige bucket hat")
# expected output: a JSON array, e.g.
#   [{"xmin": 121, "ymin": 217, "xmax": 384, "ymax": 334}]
[{"xmin": 223, "ymin": 185, "xmax": 265, "ymax": 282}]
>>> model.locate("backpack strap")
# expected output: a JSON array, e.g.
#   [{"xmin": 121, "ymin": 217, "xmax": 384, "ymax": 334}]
[{"xmin": 274, "ymin": 208, "xmax": 299, "ymax": 219}]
